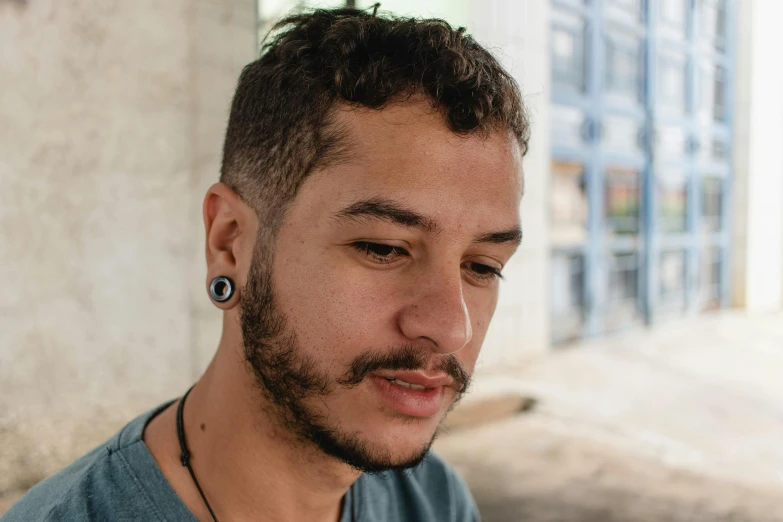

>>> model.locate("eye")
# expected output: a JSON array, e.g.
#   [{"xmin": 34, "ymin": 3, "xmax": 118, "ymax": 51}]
[
  {"xmin": 464, "ymin": 262, "xmax": 504, "ymax": 282},
  {"xmin": 350, "ymin": 241, "xmax": 409, "ymax": 264}
]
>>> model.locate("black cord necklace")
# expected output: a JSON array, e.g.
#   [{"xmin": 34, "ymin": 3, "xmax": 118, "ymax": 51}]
[
  {"xmin": 177, "ymin": 386, "xmax": 220, "ymax": 522},
  {"xmin": 175, "ymin": 386, "xmax": 358, "ymax": 522}
]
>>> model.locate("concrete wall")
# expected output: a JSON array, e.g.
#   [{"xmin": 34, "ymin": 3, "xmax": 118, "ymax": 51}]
[
  {"xmin": 0, "ymin": 0, "xmax": 255, "ymax": 494},
  {"xmin": 731, "ymin": 0, "xmax": 783, "ymax": 312}
]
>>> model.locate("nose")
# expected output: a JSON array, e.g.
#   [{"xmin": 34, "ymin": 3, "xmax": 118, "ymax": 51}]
[{"xmin": 397, "ymin": 269, "xmax": 473, "ymax": 355}]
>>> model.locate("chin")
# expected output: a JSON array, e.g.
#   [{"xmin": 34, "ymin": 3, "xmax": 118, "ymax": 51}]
[
  {"xmin": 367, "ymin": 416, "xmax": 442, "ymax": 459},
  {"xmin": 322, "ymin": 414, "xmax": 443, "ymax": 474},
  {"xmin": 358, "ymin": 437, "xmax": 434, "ymax": 474}
]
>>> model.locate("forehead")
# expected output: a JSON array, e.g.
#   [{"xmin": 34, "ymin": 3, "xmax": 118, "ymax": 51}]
[{"xmin": 303, "ymin": 100, "xmax": 524, "ymax": 230}]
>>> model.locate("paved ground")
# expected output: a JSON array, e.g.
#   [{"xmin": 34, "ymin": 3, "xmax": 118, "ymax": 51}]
[{"xmin": 434, "ymin": 311, "xmax": 783, "ymax": 522}]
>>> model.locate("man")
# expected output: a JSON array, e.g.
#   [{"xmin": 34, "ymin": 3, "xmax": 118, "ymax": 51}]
[{"xmin": 4, "ymin": 6, "xmax": 528, "ymax": 522}]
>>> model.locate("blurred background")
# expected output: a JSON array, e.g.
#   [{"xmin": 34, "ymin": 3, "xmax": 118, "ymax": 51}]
[{"xmin": 2, "ymin": 0, "xmax": 782, "ymax": 520}]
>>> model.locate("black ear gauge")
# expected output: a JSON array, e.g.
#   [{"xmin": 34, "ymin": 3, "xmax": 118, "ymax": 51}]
[{"xmin": 209, "ymin": 276, "xmax": 234, "ymax": 303}]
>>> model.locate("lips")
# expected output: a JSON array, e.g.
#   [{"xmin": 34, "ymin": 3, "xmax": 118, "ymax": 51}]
[
  {"xmin": 372, "ymin": 371, "xmax": 454, "ymax": 390},
  {"xmin": 369, "ymin": 371, "xmax": 452, "ymax": 417}
]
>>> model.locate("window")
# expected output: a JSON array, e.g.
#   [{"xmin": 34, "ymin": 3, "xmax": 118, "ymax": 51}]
[
  {"xmin": 660, "ymin": 249, "xmax": 687, "ymax": 308},
  {"xmin": 604, "ymin": 30, "xmax": 644, "ymax": 104},
  {"xmin": 659, "ymin": 0, "xmax": 688, "ymax": 38},
  {"xmin": 551, "ymin": 161, "xmax": 589, "ymax": 246},
  {"xmin": 657, "ymin": 55, "xmax": 687, "ymax": 114},
  {"xmin": 702, "ymin": 178, "xmax": 723, "ymax": 233},
  {"xmin": 605, "ymin": 167, "xmax": 641, "ymax": 235},
  {"xmin": 551, "ymin": 252, "xmax": 586, "ymax": 342},
  {"xmin": 701, "ymin": 247, "xmax": 722, "ymax": 308},
  {"xmin": 552, "ymin": 9, "xmax": 588, "ymax": 94},
  {"xmin": 701, "ymin": 0, "xmax": 727, "ymax": 51},
  {"xmin": 658, "ymin": 170, "xmax": 688, "ymax": 233}
]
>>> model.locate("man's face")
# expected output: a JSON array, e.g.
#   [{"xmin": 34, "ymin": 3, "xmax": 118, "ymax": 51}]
[{"xmin": 240, "ymin": 100, "xmax": 523, "ymax": 472}]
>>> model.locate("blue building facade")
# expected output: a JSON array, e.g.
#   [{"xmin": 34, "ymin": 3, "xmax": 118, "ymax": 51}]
[{"xmin": 549, "ymin": 0, "xmax": 736, "ymax": 343}]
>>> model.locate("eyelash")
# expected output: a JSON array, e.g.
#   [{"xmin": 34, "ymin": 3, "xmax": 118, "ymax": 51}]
[{"xmin": 350, "ymin": 241, "xmax": 504, "ymax": 281}]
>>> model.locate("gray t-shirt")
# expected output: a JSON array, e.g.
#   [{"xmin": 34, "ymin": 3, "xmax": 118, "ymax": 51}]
[{"xmin": 2, "ymin": 401, "xmax": 480, "ymax": 522}]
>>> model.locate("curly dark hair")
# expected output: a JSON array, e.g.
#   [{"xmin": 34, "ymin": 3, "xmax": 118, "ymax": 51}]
[{"xmin": 220, "ymin": 6, "xmax": 529, "ymax": 235}]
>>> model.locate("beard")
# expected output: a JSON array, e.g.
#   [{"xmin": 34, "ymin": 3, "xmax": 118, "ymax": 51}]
[{"xmin": 238, "ymin": 246, "xmax": 471, "ymax": 474}]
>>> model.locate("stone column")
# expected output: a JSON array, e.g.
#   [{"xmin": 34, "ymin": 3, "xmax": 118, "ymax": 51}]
[
  {"xmin": 732, "ymin": 0, "xmax": 783, "ymax": 311},
  {"xmin": 0, "ymin": 0, "xmax": 256, "ymax": 493}
]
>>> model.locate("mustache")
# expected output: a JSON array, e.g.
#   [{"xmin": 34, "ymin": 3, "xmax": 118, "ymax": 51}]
[{"xmin": 337, "ymin": 345, "xmax": 471, "ymax": 394}]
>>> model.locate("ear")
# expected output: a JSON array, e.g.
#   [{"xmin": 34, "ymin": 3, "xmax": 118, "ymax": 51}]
[{"xmin": 203, "ymin": 182, "xmax": 256, "ymax": 309}]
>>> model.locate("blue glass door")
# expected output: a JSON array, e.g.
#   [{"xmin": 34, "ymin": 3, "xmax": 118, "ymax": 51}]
[
  {"xmin": 648, "ymin": 0, "xmax": 693, "ymax": 318},
  {"xmin": 600, "ymin": 0, "xmax": 647, "ymax": 332},
  {"xmin": 550, "ymin": 0, "xmax": 595, "ymax": 343},
  {"xmin": 695, "ymin": 0, "xmax": 733, "ymax": 310}
]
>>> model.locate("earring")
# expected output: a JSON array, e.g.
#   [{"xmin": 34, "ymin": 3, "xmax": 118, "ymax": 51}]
[{"xmin": 209, "ymin": 276, "xmax": 235, "ymax": 303}]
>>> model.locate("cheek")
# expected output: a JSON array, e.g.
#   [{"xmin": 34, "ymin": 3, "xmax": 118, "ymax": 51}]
[{"xmin": 272, "ymin": 249, "xmax": 401, "ymax": 362}]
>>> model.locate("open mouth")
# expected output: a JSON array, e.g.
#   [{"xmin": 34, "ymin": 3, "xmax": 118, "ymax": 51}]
[{"xmin": 382, "ymin": 377, "xmax": 429, "ymax": 391}]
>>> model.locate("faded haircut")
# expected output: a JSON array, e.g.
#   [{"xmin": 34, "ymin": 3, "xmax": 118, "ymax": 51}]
[{"xmin": 220, "ymin": 5, "xmax": 530, "ymax": 239}]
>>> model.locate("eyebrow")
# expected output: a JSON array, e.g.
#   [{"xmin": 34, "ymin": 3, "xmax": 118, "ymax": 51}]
[
  {"xmin": 334, "ymin": 196, "xmax": 523, "ymax": 247},
  {"xmin": 474, "ymin": 228, "xmax": 523, "ymax": 246},
  {"xmin": 334, "ymin": 197, "xmax": 439, "ymax": 232}
]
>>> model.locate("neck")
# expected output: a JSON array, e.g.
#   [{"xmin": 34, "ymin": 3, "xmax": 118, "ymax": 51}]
[{"xmin": 145, "ymin": 336, "xmax": 362, "ymax": 522}]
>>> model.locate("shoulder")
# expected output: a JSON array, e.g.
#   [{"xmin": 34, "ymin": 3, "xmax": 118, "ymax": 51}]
[
  {"xmin": 1, "ymin": 404, "xmax": 171, "ymax": 522},
  {"xmin": 359, "ymin": 452, "xmax": 480, "ymax": 522},
  {"xmin": 2, "ymin": 443, "xmax": 117, "ymax": 522}
]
